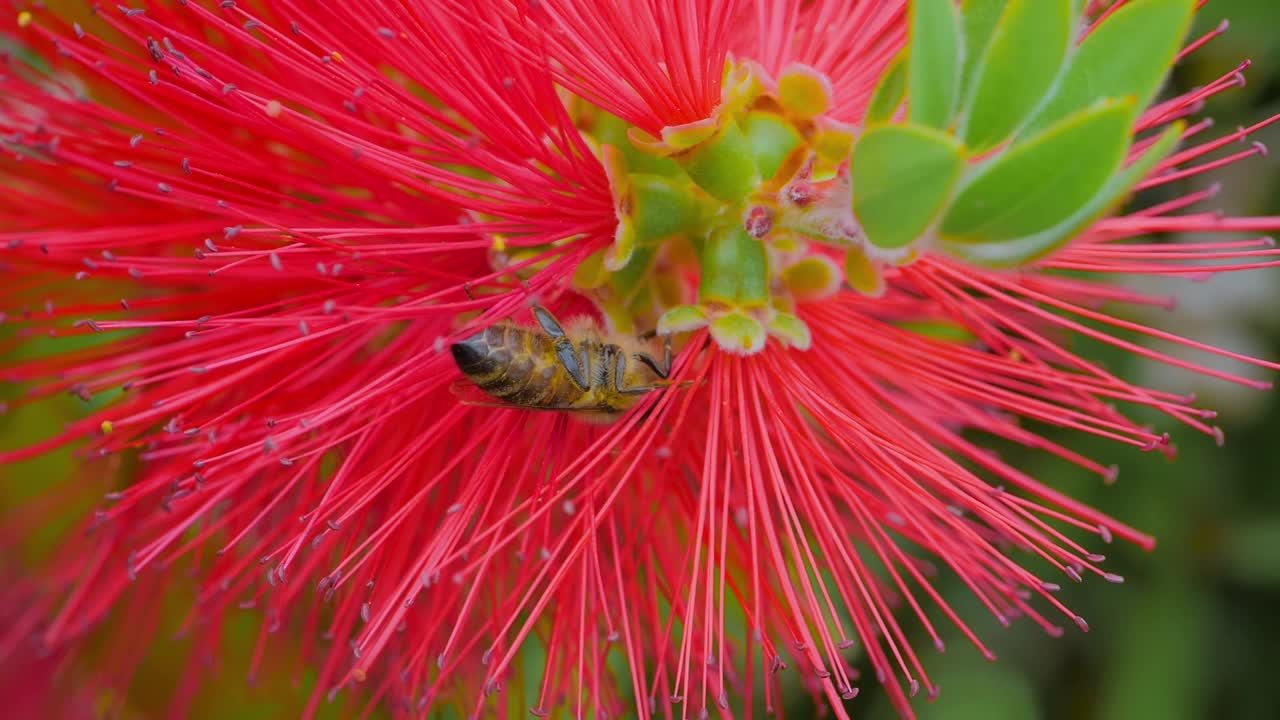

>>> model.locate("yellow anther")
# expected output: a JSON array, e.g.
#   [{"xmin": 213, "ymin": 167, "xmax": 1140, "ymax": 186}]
[
  {"xmin": 100, "ymin": 420, "xmax": 114, "ymax": 435},
  {"xmin": 777, "ymin": 65, "xmax": 832, "ymax": 119},
  {"xmin": 844, "ymin": 246, "xmax": 885, "ymax": 298},
  {"xmin": 17, "ymin": 11, "xmax": 33, "ymax": 27},
  {"xmin": 781, "ymin": 255, "xmax": 841, "ymax": 301}
]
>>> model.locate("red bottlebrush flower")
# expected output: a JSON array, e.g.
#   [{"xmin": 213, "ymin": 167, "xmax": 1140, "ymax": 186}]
[{"xmin": 2, "ymin": 1, "xmax": 1280, "ymax": 718}]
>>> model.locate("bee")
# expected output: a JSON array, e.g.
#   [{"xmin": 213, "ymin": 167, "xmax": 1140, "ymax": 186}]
[{"xmin": 450, "ymin": 305, "xmax": 674, "ymax": 423}]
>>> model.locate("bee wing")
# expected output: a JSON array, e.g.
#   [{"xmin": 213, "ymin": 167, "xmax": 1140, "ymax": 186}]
[
  {"xmin": 449, "ymin": 380, "xmax": 596, "ymax": 415},
  {"xmin": 448, "ymin": 380, "xmax": 515, "ymax": 409},
  {"xmin": 449, "ymin": 381, "xmax": 579, "ymax": 412}
]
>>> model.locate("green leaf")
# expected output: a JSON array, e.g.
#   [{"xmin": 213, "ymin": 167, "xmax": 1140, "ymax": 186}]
[
  {"xmin": 941, "ymin": 120, "xmax": 1182, "ymax": 266},
  {"xmin": 909, "ymin": 0, "xmax": 963, "ymax": 129},
  {"xmin": 851, "ymin": 123, "xmax": 965, "ymax": 250},
  {"xmin": 1024, "ymin": 0, "xmax": 1195, "ymax": 136},
  {"xmin": 865, "ymin": 52, "xmax": 907, "ymax": 126},
  {"xmin": 961, "ymin": 0, "xmax": 1073, "ymax": 152},
  {"xmin": 958, "ymin": 0, "xmax": 1007, "ymax": 99},
  {"xmin": 941, "ymin": 98, "xmax": 1136, "ymax": 244}
]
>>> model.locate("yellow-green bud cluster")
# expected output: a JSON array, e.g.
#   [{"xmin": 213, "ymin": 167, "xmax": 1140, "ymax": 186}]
[{"xmin": 573, "ymin": 61, "xmax": 887, "ymax": 354}]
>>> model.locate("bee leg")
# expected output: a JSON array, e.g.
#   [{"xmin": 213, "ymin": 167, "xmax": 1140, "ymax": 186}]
[
  {"xmin": 532, "ymin": 305, "xmax": 589, "ymax": 390},
  {"xmin": 635, "ymin": 335, "xmax": 673, "ymax": 379},
  {"xmin": 554, "ymin": 340, "xmax": 588, "ymax": 390},
  {"xmin": 615, "ymin": 351, "xmax": 663, "ymax": 395},
  {"xmin": 613, "ymin": 350, "xmax": 635, "ymax": 393},
  {"xmin": 531, "ymin": 304, "xmax": 566, "ymax": 338},
  {"xmin": 579, "ymin": 343, "xmax": 592, "ymax": 383}
]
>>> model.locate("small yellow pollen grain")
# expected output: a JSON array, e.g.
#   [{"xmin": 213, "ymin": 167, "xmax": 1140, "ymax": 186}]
[
  {"xmin": 264, "ymin": 99, "xmax": 283, "ymax": 118},
  {"xmin": 17, "ymin": 11, "xmax": 33, "ymax": 28},
  {"xmin": 100, "ymin": 420, "xmax": 114, "ymax": 435},
  {"xmin": 330, "ymin": 50, "xmax": 344, "ymax": 63},
  {"xmin": 352, "ymin": 668, "xmax": 367, "ymax": 683},
  {"xmin": 491, "ymin": 236, "xmax": 507, "ymax": 253}
]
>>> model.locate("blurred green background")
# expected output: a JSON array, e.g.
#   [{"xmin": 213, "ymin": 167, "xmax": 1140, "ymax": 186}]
[{"xmin": 4, "ymin": 1, "xmax": 1280, "ymax": 718}]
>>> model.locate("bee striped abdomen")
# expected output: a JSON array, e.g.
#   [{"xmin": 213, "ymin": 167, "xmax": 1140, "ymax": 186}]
[{"xmin": 451, "ymin": 324, "xmax": 585, "ymax": 409}]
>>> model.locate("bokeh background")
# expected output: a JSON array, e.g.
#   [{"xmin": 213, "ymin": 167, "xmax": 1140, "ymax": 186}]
[{"xmin": 3, "ymin": 1, "xmax": 1279, "ymax": 718}]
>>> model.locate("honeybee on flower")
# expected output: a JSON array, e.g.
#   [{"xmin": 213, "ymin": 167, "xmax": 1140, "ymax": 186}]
[
  {"xmin": 450, "ymin": 303, "xmax": 676, "ymax": 422},
  {"xmin": 2, "ymin": 1, "xmax": 1280, "ymax": 718}
]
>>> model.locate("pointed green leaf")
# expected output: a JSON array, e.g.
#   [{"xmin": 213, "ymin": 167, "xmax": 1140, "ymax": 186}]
[
  {"xmin": 1024, "ymin": 0, "xmax": 1195, "ymax": 136},
  {"xmin": 865, "ymin": 52, "xmax": 907, "ymax": 126},
  {"xmin": 961, "ymin": 0, "xmax": 1073, "ymax": 152},
  {"xmin": 908, "ymin": 0, "xmax": 963, "ymax": 129},
  {"xmin": 958, "ymin": 0, "xmax": 1007, "ymax": 99},
  {"xmin": 942, "ymin": 121, "xmax": 1182, "ymax": 266},
  {"xmin": 851, "ymin": 123, "xmax": 965, "ymax": 250},
  {"xmin": 941, "ymin": 99, "xmax": 1136, "ymax": 243}
]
